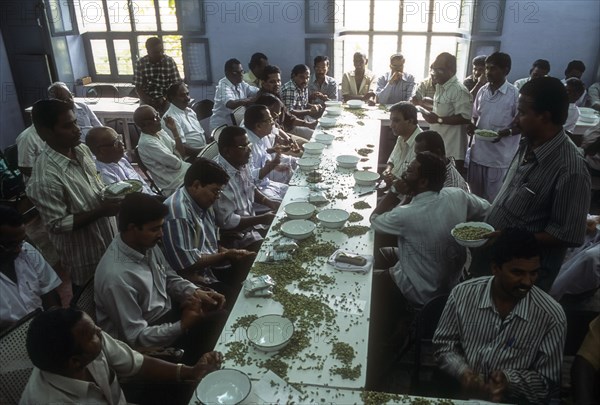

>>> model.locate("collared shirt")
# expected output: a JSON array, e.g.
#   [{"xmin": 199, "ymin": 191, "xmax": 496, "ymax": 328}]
[
  {"xmin": 242, "ymin": 70, "xmax": 260, "ymax": 88},
  {"xmin": 132, "ymin": 54, "xmax": 181, "ymax": 100},
  {"xmin": 487, "ymin": 131, "xmax": 591, "ymax": 276},
  {"xmin": 210, "ymin": 77, "xmax": 258, "ymax": 130},
  {"xmin": 370, "ymin": 188, "xmax": 490, "ymax": 306},
  {"xmin": 74, "ymin": 102, "xmax": 102, "ymax": 140},
  {"xmin": 445, "ymin": 157, "xmax": 470, "ymax": 191},
  {"xmin": 387, "ymin": 126, "xmax": 422, "ymax": 178},
  {"xmin": 463, "ymin": 75, "xmax": 477, "ymax": 92},
  {"xmin": 433, "ymin": 277, "xmax": 566, "ymax": 403},
  {"xmin": 162, "ymin": 187, "xmax": 220, "ymax": 283},
  {"xmin": 341, "ymin": 69, "xmax": 375, "ymax": 97},
  {"xmin": 137, "ymin": 131, "xmax": 190, "ymax": 196},
  {"xmin": 95, "ymin": 158, "xmax": 154, "ymax": 195},
  {"xmin": 26, "ymin": 144, "xmax": 117, "ymax": 285},
  {"xmin": 308, "ymin": 74, "xmax": 339, "ymax": 104},
  {"xmin": 471, "ymin": 81, "xmax": 520, "ymax": 168},
  {"xmin": 564, "ymin": 103, "xmax": 580, "ymax": 132},
  {"xmin": 587, "ymin": 82, "xmax": 600, "ymax": 109},
  {"xmin": 430, "ymin": 75, "xmax": 473, "ymax": 160},
  {"xmin": 95, "ymin": 235, "xmax": 197, "ymax": 347},
  {"xmin": 281, "ymin": 80, "xmax": 309, "ymax": 111},
  {"xmin": 413, "ymin": 77, "xmax": 436, "ymax": 100},
  {"xmin": 162, "ymin": 103, "xmax": 206, "ymax": 149},
  {"xmin": 15, "ymin": 124, "xmax": 44, "ymax": 181},
  {"xmin": 375, "ymin": 71, "xmax": 416, "ymax": 104},
  {"xmin": 550, "ymin": 241, "xmax": 599, "ymax": 301},
  {"xmin": 213, "ymin": 154, "xmax": 262, "ymax": 248},
  {"xmin": 0, "ymin": 242, "xmax": 61, "ymax": 329},
  {"xmin": 245, "ymin": 128, "xmax": 288, "ymax": 200},
  {"xmin": 20, "ymin": 331, "xmax": 143, "ymax": 405},
  {"xmin": 513, "ymin": 76, "xmax": 530, "ymax": 90}
]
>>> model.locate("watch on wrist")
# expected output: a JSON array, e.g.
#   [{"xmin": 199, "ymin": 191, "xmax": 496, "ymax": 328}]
[{"xmin": 437, "ymin": 117, "xmax": 443, "ymax": 124}]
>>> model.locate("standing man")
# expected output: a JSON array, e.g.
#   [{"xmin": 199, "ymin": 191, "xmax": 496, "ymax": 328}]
[
  {"xmin": 281, "ymin": 64, "xmax": 323, "ymax": 120},
  {"xmin": 26, "ymin": 100, "xmax": 118, "ymax": 291},
  {"xmin": 308, "ymin": 56, "xmax": 338, "ymax": 105},
  {"xmin": 342, "ymin": 52, "xmax": 376, "ymax": 105},
  {"xmin": 243, "ymin": 52, "xmax": 268, "ymax": 88},
  {"xmin": 463, "ymin": 55, "xmax": 487, "ymax": 93},
  {"xmin": 434, "ymin": 228, "xmax": 566, "ymax": 404},
  {"xmin": 423, "ymin": 52, "xmax": 473, "ymax": 176},
  {"xmin": 376, "ymin": 53, "xmax": 416, "ymax": 105},
  {"xmin": 210, "ymin": 58, "xmax": 259, "ymax": 131},
  {"xmin": 471, "ymin": 77, "xmax": 591, "ymax": 290},
  {"xmin": 48, "ymin": 82, "xmax": 102, "ymax": 140},
  {"xmin": 133, "ymin": 37, "xmax": 181, "ymax": 114},
  {"xmin": 467, "ymin": 52, "xmax": 519, "ymax": 202}
]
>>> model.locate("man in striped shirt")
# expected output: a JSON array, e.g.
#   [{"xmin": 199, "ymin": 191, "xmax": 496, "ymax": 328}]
[{"xmin": 434, "ymin": 228, "xmax": 566, "ymax": 403}]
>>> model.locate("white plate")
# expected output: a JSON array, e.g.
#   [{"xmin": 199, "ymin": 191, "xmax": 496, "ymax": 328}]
[
  {"xmin": 246, "ymin": 314, "xmax": 294, "ymax": 352},
  {"xmin": 451, "ymin": 222, "xmax": 495, "ymax": 248},
  {"xmin": 354, "ymin": 170, "xmax": 380, "ymax": 186},
  {"xmin": 195, "ymin": 369, "xmax": 251, "ymax": 405},
  {"xmin": 280, "ymin": 219, "xmax": 316, "ymax": 240},
  {"xmin": 347, "ymin": 100, "xmax": 364, "ymax": 109},
  {"xmin": 474, "ymin": 129, "xmax": 498, "ymax": 142},
  {"xmin": 317, "ymin": 208, "xmax": 350, "ymax": 229},
  {"xmin": 336, "ymin": 155, "xmax": 360, "ymax": 169},
  {"xmin": 303, "ymin": 142, "xmax": 326, "ymax": 155},
  {"xmin": 284, "ymin": 202, "xmax": 316, "ymax": 220},
  {"xmin": 297, "ymin": 157, "xmax": 320, "ymax": 171}
]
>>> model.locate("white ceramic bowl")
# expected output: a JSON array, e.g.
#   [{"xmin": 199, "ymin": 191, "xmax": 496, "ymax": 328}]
[
  {"xmin": 303, "ymin": 142, "xmax": 326, "ymax": 155},
  {"xmin": 284, "ymin": 202, "xmax": 316, "ymax": 220},
  {"xmin": 325, "ymin": 100, "xmax": 342, "ymax": 108},
  {"xmin": 354, "ymin": 170, "xmax": 380, "ymax": 186},
  {"xmin": 297, "ymin": 157, "xmax": 320, "ymax": 171},
  {"xmin": 246, "ymin": 314, "xmax": 294, "ymax": 352},
  {"xmin": 318, "ymin": 117, "xmax": 337, "ymax": 128},
  {"xmin": 325, "ymin": 107, "xmax": 343, "ymax": 117},
  {"xmin": 280, "ymin": 219, "xmax": 316, "ymax": 240},
  {"xmin": 451, "ymin": 222, "xmax": 495, "ymax": 248},
  {"xmin": 317, "ymin": 208, "xmax": 350, "ymax": 229},
  {"xmin": 347, "ymin": 99, "xmax": 364, "ymax": 109},
  {"xmin": 336, "ymin": 155, "xmax": 360, "ymax": 169},
  {"xmin": 195, "ymin": 369, "xmax": 251, "ymax": 405},
  {"xmin": 314, "ymin": 132, "xmax": 335, "ymax": 145}
]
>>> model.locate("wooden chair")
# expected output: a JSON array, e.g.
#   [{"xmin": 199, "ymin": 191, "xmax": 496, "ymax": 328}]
[
  {"xmin": 231, "ymin": 106, "xmax": 246, "ymax": 126},
  {"xmin": 86, "ymin": 84, "xmax": 119, "ymax": 100},
  {"xmin": 0, "ymin": 308, "xmax": 42, "ymax": 404},
  {"xmin": 197, "ymin": 141, "xmax": 219, "ymax": 160}
]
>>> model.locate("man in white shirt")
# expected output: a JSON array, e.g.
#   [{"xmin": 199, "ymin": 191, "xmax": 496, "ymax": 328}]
[
  {"xmin": 15, "ymin": 124, "xmax": 44, "ymax": 180},
  {"xmin": 562, "ymin": 60, "xmax": 587, "ymax": 107},
  {"xmin": 21, "ymin": 307, "xmax": 222, "ymax": 405},
  {"xmin": 513, "ymin": 59, "xmax": 550, "ymax": 90},
  {"xmin": 135, "ymin": 105, "xmax": 190, "ymax": 196},
  {"xmin": 587, "ymin": 82, "xmax": 600, "ymax": 111},
  {"xmin": 564, "ymin": 78, "xmax": 585, "ymax": 132},
  {"xmin": 210, "ymin": 58, "xmax": 259, "ymax": 131},
  {"xmin": 162, "ymin": 81, "xmax": 206, "ymax": 157},
  {"xmin": 0, "ymin": 206, "xmax": 61, "ymax": 331},
  {"xmin": 376, "ymin": 53, "xmax": 416, "ymax": 105},
  {"xmin": 86, "ymin": 126, "xmax": 155, "ymax": 195},
  {"xmin": 48, "ymin": 82, "xmax": 102, "ymax": 140}
]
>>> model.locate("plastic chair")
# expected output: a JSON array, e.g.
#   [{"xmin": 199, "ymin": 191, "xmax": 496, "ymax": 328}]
[
  {"xmin": 231, "ymin": 106, "xmax": 246, "ymax": 126},
  {"xmin": 198, "ymin": 141, "xmax": 219, "ymax": 160},
  {"xmin": 211, "ymin": 124, "xmax": 228, "ymax": 143},
  {"xmin": 132, "ymin": 147, "xmax": 163, "ymax": 196},
  {"xmin": 71, "ymin": 277, "xmax": 96, "ymax": 322},
  {"xmin": 0, "ymin": 308, "xmax": 42, "ymax": 404},
  {"xmin": 86, "ymin": 84, "xmax": 119, "ymax": 99}
]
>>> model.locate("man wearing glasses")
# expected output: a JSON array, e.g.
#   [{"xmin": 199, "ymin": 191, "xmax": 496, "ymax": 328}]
[
  {"xmin": 86, "ymin": 126, "xmax": 156, "ymax": 195},
  {"xmin": 210, "ymin": 58, "xmax": 259, "ymax": 132}
]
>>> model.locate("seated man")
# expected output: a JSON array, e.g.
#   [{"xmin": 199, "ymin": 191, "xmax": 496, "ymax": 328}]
[
  {"xmin": 48, "ymin": 81, "xmax": 101, "ymax": 140},
  {"xmin": 587, "ymin": 81, "xmax": 600, "ymax": 112},
  {"xmin": 210, "ymin": 58, "xmax": 259, "ymax": 131},
  {"xmin": 563, "ymin": 60, "xmax": 587, "ymax": 106},
  {"xmin": 341, "ymin": 52, "xmax": 376, "ymax": 105},
  {"xmin": 162, "ymin": 81, "xmax": 206, "ymax": 157},
  {"xmin": 95, "ymin": 193, "xmax": 226, "ymax": 362},
  {"xmin": 281, "ymin": 64, "xmax": 323, "ymax": 120},
  {"xmin": 243, "ymin": 52, "xmax": 268, "ymax": 87},
  {"xmin": 86, "ymin": 126, "xmax": 155, "ymax": 195},
  {"xmin": 433, "ymin": 228, "xmax": 567, "ymax": 404},
  {"xmin": 564, "ymin": 77, "xmax": 585, "ymax": 132},
  {"xmin": 135, "ymin": 105, "xmax": 190, "ymax": 196},
  {"xmin": 244, "ymin": 104, "xmax": 291, "ymax": 198},
  {"xmin": 308, "ymin": 56, "xmax": 338, "ymax": 105},
  {"xmin": 513, "ymin": 59, "xmax": 550, "ymax": 90},
  {"xmin": 463, "ymin": 55, "xmax": 486, "ymax": 93},
  {"xmin": 375, "ymin": 53, "xmax": 416, "ymax": 105},
  {"xmin": 162, "ymin": 158, "xmax": 255, "ymax": 299},
  {"xmin": 21, "ymin": 307, "xmax": 222, "ymax": 404},
  {"xmin": 414, "ymin": 130, "xmax": 470, "ymax": 191},
  {"xmin": 213, "ymin": 127, "xmax": 278, "ymax": 251},
  {"xmin": 15, "ymin": 124, "xmax": 44, "ymax": 180},
  {"xmin": 0, "ymin": 206, "xmax": 61, "ymax": 331},
  {"xmin": 258, "ymin": 65, "xmax": 315, "ymax": 139},
  {"xmin": 254, "ymin": 93, "xmax": 305, "ymax": 152},
  {"xmin": 368, "ymin": 152, "xmax": 489, "ymax": 384}
]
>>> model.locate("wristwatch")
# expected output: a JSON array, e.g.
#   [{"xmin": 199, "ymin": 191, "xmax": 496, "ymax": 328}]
[{"xmin": 437, "ymin": 117, "xmax": 443, "ymax": 124}]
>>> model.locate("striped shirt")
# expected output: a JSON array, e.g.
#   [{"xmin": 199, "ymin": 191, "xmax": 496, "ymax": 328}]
[
  {"xmin": 433, "ymin": 277, "xmax": 566, "ymax": 403},
  {"xmin": 162, "ymin": 187, "xmax": 220, "ymax": 283},
  {"xmin": 487, "ymin": 131, "xmax": 591, "ymax": 284},
  {"xmin": 210, "ymin": 77, "xmax": 258, "ymax": 131},
  {"xmin": 132, "ymin": 54, "xmax": 181, "ymax": 100},
  {"xmin": 376, "ymin": 71, "xmax": 416, "ymax": 104},
  {"xmin": 281, "ymin": 80, "xmax": 309, "ymax": 111},
  {"xmin": 445, "ymin": 157, "xmax": 469, "ymax": 192},
  {"xmin": 26, "ymin": 144, "xmax": 117, "ymax": 285}
]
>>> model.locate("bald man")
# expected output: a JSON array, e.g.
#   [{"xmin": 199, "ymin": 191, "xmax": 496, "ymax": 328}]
[
  {"xmin": 86, "ymin": 127, "xmax": 155, "ymax": 195},
  {"xmin": 48, "ymin": 82, "xmax": 101, "ymax": 140}
]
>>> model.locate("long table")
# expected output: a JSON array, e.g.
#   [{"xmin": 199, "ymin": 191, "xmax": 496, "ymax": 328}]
[{"xmin": 210, "ymin": 110, "xmax": 381, "ymax": 391}]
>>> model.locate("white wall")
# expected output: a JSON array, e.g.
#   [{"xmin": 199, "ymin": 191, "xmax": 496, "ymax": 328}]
[
  {"xmin": 500, "ymin": 0, "xmax": 600, "ymax": 84},
  {"xmin": 0, "ymin": 29, "xmax": 25, "ymax": 150}
]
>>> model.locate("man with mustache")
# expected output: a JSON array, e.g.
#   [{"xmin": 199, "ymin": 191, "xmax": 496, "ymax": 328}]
[
  {"xmin": 434, "ymin": 228, "xmax": 566, "ymax": 404},
  {"xmin": 48, "ymin": 81, "xmax": 102, "ymax": 140}
]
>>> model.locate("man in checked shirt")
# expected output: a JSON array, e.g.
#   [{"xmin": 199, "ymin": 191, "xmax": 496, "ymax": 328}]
[{"xmin": 433, "ymin": 228, "xmax": 566, "ymax": 403}]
